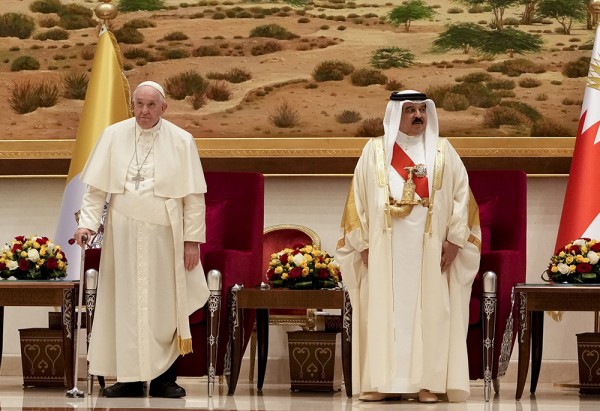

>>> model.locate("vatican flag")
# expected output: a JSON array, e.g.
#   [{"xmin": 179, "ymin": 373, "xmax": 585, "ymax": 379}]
[{"xmin": 54, "ymin": 26, "xmax": 131, "ymax": 280}]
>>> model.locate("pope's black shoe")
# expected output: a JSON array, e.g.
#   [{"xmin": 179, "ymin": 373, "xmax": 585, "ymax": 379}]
[
  {"xmin": 103, "ymin": 381, "xmax": 144, "ymax": 398},
  {"xmin": 149, "ymin": 380, "xmax": 186, "ymax": 398}
]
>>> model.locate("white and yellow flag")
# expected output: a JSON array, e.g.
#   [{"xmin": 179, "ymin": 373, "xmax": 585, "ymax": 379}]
[{"xmin": 54, "ymin": 26, "xmax": 131, "ymax": 280}]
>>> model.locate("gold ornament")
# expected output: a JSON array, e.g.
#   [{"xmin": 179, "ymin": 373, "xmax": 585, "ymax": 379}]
[{"xmin": 95, "ymin": 0, "xmax": 118, "ymax": 21}]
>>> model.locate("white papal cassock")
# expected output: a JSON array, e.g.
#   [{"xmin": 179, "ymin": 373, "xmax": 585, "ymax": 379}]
[
  {"xmin": 337, "ymin": 92, "xmax": 481, "ymax": 402},
  {"xmin": 78, "ymin": 117, "xmax": 210, "ymax": 382}
]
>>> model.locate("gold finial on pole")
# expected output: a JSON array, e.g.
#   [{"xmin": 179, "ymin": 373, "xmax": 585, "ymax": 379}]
[{"xmin": 95, "ymin": 0, "xmax": 118, "ymax": 24}]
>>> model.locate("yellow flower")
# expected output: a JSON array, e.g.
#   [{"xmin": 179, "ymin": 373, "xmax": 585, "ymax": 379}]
[
  {"xmin": 304, "ymin": 245, "xmax": 313, "ymax": 253},
  {"xmin": 33, "ymin": 241, "xmax": 40, "ymax": 249},
  {"xmin": 559, "ymin": 251, "xmax": 566, "ymax": 258},
  {"xmin": 304, "ymin": 254, "xmax": 313, "ymax": 262},
  {"xmin": 55, "ymin": 245, "xmax": 61, "ymax": 251},
  {"xmin": 302, "ymin": 268, "xmax": 309, "ymax": 276},
  {"xmin": 566, "ymin": 256, "xmax": 574, "ymax": 264},
  {"xmin": 20, "ymin": 251, "xmax": 27, "ymax": 258},
  {"xmin": 275, "ymin": 266, "xmax": 283, "ymax": 274},
  {"xmin": 6, "ymin": 251, "xmax": 13, "ymax": 259},
  {"xmin": 551, "ymin": 265, "xmax": 558, "ymax": 273},
  {"xmin": 575, "ymin": 255, "xmax": 584, "ymax": 263},
  {"xmin": 57, "ymin": 253, "xmax": 63, "ymax": 260},
  {"xmin": 270, "ymin": 259, "xmax": 278, "ymax": 267},
  {"xmin": 40, "ymin": 246, "xmax": 47, "ymax": 256},
  {"xmin": 570, "ymin": 264, "xmax": 576, "ymax": 273},
  {"xmin": 38, "ymin": 258, "xmax": 45, "ymax": 265},
  {"xmin": 58, "ymin": 260, "xmax": 65, "ymax": 270},
  {"xmin": 281, "ymin": 273, "xmax": 288, "ymax": 280}
]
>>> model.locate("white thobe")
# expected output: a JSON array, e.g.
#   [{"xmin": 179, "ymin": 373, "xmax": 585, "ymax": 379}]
[{"xmin": 337, "ymin": 136, "xmax": 481, "ymax": 402}]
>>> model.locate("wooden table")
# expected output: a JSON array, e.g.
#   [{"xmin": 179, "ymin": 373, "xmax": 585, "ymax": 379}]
[
  {"xmin": 515, "ymin": 283, "xmax": 600, "ymax": 399},
  {"xmin": 0, "ymin": 281, "xmax": 79, "ymax": 389},
  {"xmin": 227, "ymin": 287, "xmax": 352, "ymax": 397}
]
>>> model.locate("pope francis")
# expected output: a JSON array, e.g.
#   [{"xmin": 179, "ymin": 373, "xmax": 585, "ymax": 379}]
[
  {"xmin": 74, "ymin": 81, "xmax": 210, "ymax": 398},
  {"xmin": 337, "ymin": 90, "xmax": 481, "ymax": 403}
]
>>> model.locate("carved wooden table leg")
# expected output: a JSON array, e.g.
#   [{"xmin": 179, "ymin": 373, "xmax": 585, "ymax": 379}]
[
  {"xmin": 256, "ymin": 308, "xmax": 269, "ymax": 391},
  {"xmin": 530, "ymin": 310, "xmax": 544, "ymax": 395},
  {"xmin": 516, "ymin": 290, "xmax": 530, "ymax": 400},
  {"xmin": 227, "ymin": 285, "xmax": 244, "ymax": 395},
  {"xmin": 62, "ymin": 287, "xmax": 76, "ymax": 390},
  {"xmin": 341, "ymin": 288, "xmax": 352, "ymax": 397}
]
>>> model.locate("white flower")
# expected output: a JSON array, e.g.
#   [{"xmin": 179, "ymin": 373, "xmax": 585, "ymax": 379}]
[
  {"xmin": 588, "ymin": 251, "xmax": 599, "ymax": 265},
  {"xmin": 573, "ymin": 239, "xmax": 587, "ymax": 247},
  {"xmin": 557, "ymin": 263, "xmax": 571, "ymax": 274},
  {"xmin": 6, "ymin": 260, "xmax": 18, "ymax": 271},
  {"xmin": 1, "ymin": 244, "xmax": 9, "ymax": 253},
  {"xmin": 46, "ymin": 242, "xmax": 55, "ymax": 254},
  {"xmin": 8, "ymin": 276, "xmax": 17, "ymax": 280},
  {"xmin": 27, "ymin": 248, "xmax": 40, "ymax": 262},
  {"xmin": 292, "ymin": 253, "xmax": 305, "ymax": 266}
]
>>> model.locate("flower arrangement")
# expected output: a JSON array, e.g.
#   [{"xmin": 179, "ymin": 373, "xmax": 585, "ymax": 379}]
[
  {"xmin": 542, "ymin": 238, "xmax": 600, "ymax": 284},
  {"xmin": 266, "ymin": 243, "xmax": 342, "ymax": 289},
  {"xmin": 0, "ymin": 235, "xmax": 68, "ymax": 280}
]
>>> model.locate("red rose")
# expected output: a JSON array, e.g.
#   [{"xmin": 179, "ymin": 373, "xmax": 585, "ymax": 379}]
[
  {"xmin": 46, "ymin": 257, "xmax": 58, "ymax": 270},
  {"xmin": 0, "ymin": 261, "xmax": 5, "ymax": 270},
  {"xmin": 12, "ymin": 243, "xmax": 22, "ymax": 253},
  {"xmin": 591, "ymin": 243, "xmax": 600, "ymax": 252},
  {"xmin": 318, "ymin": 269, "xmax": 329, "ymax": 279},
  {"xmin": 280, "ymin": 254, "xmax": 289, "ymax": 265},
  {"xmin": 14, "ymin": 236, "xmax": 26, "ymax": 242},
  {"xmin": 577, "ymin": 263, "xmax": 593, "ymax": 273},
  {"xmin": 292, "ymin": 250, "xmax": 301, "ymax": 256},
  {"xmin": 569, "ymin": 245, "xmax": 581, "ymax": 255},
  {"xmin": 68, "ymin": 238, "xmax": 76, "ymax": 245},
  {"xmin": 37, "ymin": 237, "xmax": 48, "ymax": 245},
  {"xmin": 18, "ymin": 259, "xmax": 29, "ymax": 271},
  {"xmin": 289, "ymin": 267, "xmax": 302, "ymax": 278},
  {"xmin": 266, "ymin": 269, "xmax": 275, "ymax": 280}
]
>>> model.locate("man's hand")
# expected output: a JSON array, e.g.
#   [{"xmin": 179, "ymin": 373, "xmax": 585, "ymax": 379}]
[
  {"xmin": 184, "ymin": 241, "xmax": 200, "ymax": 271},
  {"xmin": 441, "ymin": 240, "xmax": 459, "ymax": 272},
  {"xmin": 74, "ymin": 228, "xmax": 93, "ymax": 247},
  {"xmin": 360, "ymin": 249, "xmax": 369, "ymax": 267}
]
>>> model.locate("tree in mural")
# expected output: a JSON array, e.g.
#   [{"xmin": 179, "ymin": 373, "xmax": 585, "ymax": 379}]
[
  {"xmin": 519, "ymin": 0, "xmax": 539, "ymax": 25},
  {"xmin": 387, "ymin": 0, "xmax": 436, "ymax": 32},
  {"xmin": 456, "ymin": 0, "xmax": 521, "ymax": 29},
  {"xmin": 536, "ymin": 0, "xmax": 587, "ymax": 35},
  {"xmin": 433, "ymin": 23, "xmax": 542, "ymax": 56},
  {"xmin": 118, "ymin": 0, "xmax": 165, "ymax": 12}
]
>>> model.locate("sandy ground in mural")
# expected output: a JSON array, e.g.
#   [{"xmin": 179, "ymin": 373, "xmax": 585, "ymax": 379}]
[{"xmin": 0, "ymin": 0, "xmax": 593, "ymax": 140}]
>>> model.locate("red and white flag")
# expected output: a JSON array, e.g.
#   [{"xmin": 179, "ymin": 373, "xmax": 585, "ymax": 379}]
[
  {"xmin": 54, "ymin": 27, "xmax": 130, "ymax": 280},
  {"xmin": 554, "ymin": 27, "xmax": 600, "ymax": 253}
]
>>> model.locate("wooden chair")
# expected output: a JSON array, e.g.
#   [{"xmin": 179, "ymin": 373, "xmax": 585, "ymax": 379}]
[{"xmin": 248, "ymin": 224, "xmax": 320, "ymax": 382}]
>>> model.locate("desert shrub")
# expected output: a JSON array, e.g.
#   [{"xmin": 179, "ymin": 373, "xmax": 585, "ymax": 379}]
[
  {"xmin": 10, "ymin": 80, "xmax": 59, "ymax": 114},
  {"xmin": 0, "ymin": 13, "xmax": 36, "ymax": 39},
  {"xmin": 337, "ymin": 26, "xmax": 346, "ymax": 30},
  {"xmin": 39, "ymin": 16, "xmax": 59, "ymax": 28},
  {"xmin": 165, "ymin": 70, "xmax": 208, "ymax": 100},
  {"xmin": 123, "ymin": 18, "xmax": 156, "ymax": 29},
  {"xmin": 486, "ymin": 78, "xmax": 515, "ymax": 90},
  {"xmin": 80, "ymin": 46, "xmax": 95, "ymax": 60},
  {"xmin": 530, "ymin": 118, "xmax": 571, "ymax": 137},
  {"xmin": 518, "ymin": 77, "xmax": 542, "ymax": 88},
  {"xmin": 370, "ymin": 47, "xmax": 415, "ymax": 69},
  {"xmin": 30, "ymin": 0, "xmax": 63, "ymax": 14},
  {"xmin": 355, "ymin": 117, "xmax": 384, "ymax": 137},
  {"xmin": 562, "ymin": 56, "xmax": 590, "ymax": 78},
  {"xmin": 335, "ymin": 110, "xmax": 362, "ymax": 123},
  {"xmin": 114, "ymin": 27, "xmax": 144, "ymax": 44},
  {"xmin": 447, "ymin": 7, "xmax": 464, "ymax": 13},
  {"xmin": 251, "ymin": 41, "xmax": 282, "ymax": 56},
  {"xmin": 164, "ymin": 48, "xmax": 190, "ymax": 59},
  {"xmin": 535, "ymin": 94, "xmax": 547, "ymax": 101},
  {"xmin": 58, "ymin": 4, "xmax": 96, "ymax": 30},
  {"xmin": 193, "ymin": 45, "xmax": 221, "ymax": 56},
  {"xmin": 63, "ymin": 71, "xmax": 88, "ymax": 100},
  {"xmin": 298, "ymin": 17, "xmax": 310, "ymax": 23},
  {"xmin": 456, "ymin": 71, "xmax": 491, "ymax": 83},
  {"xmin": 206, "ymin": 81, "xmax": 232, "ymax": 101},
  {"xmin": 118, "ymin": 0, "xmax": 165, "ymax": 12},
  {"xmin": 53, "ymin": 54, "xmax": 66, "ymax": 60},
  {"xmin": 350, "ymin": 68, "xmax": 387, "ymax": 86},
  {"xmin": 313, "ymin": 60, "xmax": 355, "ymax": 82},
  {"xmin": 212, "ymin": 12, "xmax": 226, "ymax": 19},
  {"xmin": 487, "ymin": 58, "xmax": 545, "ymax": 77},
  {"xmin": 442, "ymin": 92, "xmax": 470, "ymax": 111},
  {"xmin": 452, "ymin": 82, "xmax": 500, "ymax": 108},
  {"xmin": 551, "ymin": 80, "xmax": 563, "ymax": 85},
  {"xmin": 320, "ymin": 25, "xmax": 330, "ymax": 30},
  {"xmin": 385, "ymin": 79, "xmax": 404, "ymax": 91},
  {"xmin": 269, "ymin": 100, "xmax": 300, "ymax": 128},
  {"xmin": 163, "ymin": 31, "xmax": 189, "ymax": 41},
  {"xmin": 468, "ymin": 4, "xmax": 485, "ymax": 13},
  {"xmin": 504, "ymin": 17, "xmax": 519, "ymax": 26},
  {"xmin": 499, "ymin": 100, "xmax": 541, "ymax": 122},
  {"xmin": 34, "ymin": 28, "xmax": 70, "ymax": 40},
  {"xmin": 562, "ymin": 97, "xmax": 582, "ymax": 106},
  {"xmin": 425, "ymin": 84, "xmax": 453, "ymax": 105},
  {"xmin": 206, "ymin": 67, "xmax": 252, "ymax": 83},
  {"xmin": 249, "ymin": 24, "xmax": 298, "ymax": 40},
  {"xmin": 495, "ymin": 90, "xmax": 516, "ymax": 98},
  {"xmin": 123, "ymin": 47, "xmax": 152, "ymax": 60},
  {"xmin": 11, "ymin": 56, "xmax": 40, "ymax": 71},
  {"xmin": 482, "ymin": 106, "xmax": 527, "ymax": 128}
]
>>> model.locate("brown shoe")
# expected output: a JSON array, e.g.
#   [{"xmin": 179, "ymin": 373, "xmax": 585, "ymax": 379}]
[
  {"xmin": 418, "ymin": 389, "xmax": 439, "ymax": 403},
  {"xmin": 359, "ymin": 392, "xmax": 402, "ymax": 402}
]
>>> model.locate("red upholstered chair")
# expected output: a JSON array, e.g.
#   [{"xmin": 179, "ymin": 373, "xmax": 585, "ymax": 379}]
[
  {"xmin": 467, "ymin": 170, "xmax": 527, "ymax": 398},
  {"xmin": 248, "ymin": 224, "xmax": 321, "ymax": 382},
  {"xmin": 176, "ymin": 171, "xmax": 264, "ymax": 389}
]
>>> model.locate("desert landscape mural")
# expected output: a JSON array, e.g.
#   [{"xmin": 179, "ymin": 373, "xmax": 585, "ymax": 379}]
[{"xmin": 0, "ymin": 0, "xmax": 594, "ymax": 142}]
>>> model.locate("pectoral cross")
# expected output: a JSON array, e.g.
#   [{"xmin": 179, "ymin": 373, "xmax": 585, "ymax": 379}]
[{"xmin": 132, "ymin": 172, "xmax": 144, "ymax": 190}]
